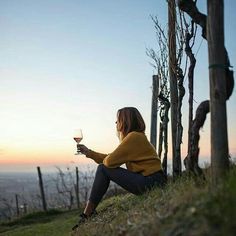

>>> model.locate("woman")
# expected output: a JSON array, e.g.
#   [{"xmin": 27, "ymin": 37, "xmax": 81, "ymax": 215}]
[{"xmin": 72, "ymin": 107, "xmax": 166, "ymax": 230}]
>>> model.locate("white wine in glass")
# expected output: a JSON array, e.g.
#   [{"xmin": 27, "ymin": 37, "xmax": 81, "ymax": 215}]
[{"xmin": 73, "ymin": 129, "xmax": 83, "ymax": 155}]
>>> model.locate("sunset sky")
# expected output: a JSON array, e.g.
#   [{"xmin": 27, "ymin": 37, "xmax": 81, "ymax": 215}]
[{"xmin": 0, "ymin": 0, "xmax": 235, "ymax": 173}]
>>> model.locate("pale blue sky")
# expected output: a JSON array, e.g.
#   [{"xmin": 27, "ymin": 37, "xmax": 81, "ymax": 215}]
[{"xmin": 0, "ymin": 0, "xmax": 235, "ymax": 172}]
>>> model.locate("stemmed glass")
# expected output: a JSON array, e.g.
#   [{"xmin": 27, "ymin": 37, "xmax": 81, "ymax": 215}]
[{"xmin": 73, "ymin": 129, "xmax": 83, "ymax": 155}]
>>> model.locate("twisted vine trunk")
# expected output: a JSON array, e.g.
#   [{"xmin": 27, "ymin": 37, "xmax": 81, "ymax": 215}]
[
  {"xmin": 175, "ymin": 67, "xmax": 185, "ymax": 174},
  {"xmin": 158, "ymin": 115, "xmax": 164, "ymax": 160},
  {"xmin": 163, "ymin": 98, "xmax": 170, "ymax": 176},
  {"xmin": 178, "ymin": 0, "xmax": 234, "ymax": 178},
  {"xmin": 158, "ymin": 94, "xmax": 170, "ymax": 176},
  {"xmin": 184, "ymin": 20, "xmax": 197, "ymax": 172},
  {"xmin": 184, "ymin": 101, "xmax": 209, "ymax": 176}
]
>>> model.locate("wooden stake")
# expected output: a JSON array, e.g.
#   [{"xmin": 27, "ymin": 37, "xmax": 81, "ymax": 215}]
[
  {"xmin": 168, "ymin": 0, "xmax": 179, "ymax": 177},
  {"xmin": 37, "ymin": 166, "xmax": 47, "ymax": 211},
  {"xmin": 150, "ymin": 75, "xmax": 159, "ymax": 149},
  {"xmin": 15, "ymin": 194, "xmax": 19, "ymax": 217},
  {"xmin": 207, "ymin": 0, "xmax": 229, "ymax": 183},
  {"xmin": 75, "ymin": 167, "xmax": 80, "ymax": 208}
]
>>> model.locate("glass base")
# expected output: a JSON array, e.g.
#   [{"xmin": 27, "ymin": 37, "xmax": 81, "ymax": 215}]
[{"xmin": 75, "ymin": 152, "xmax": 82, "ymax": 155}]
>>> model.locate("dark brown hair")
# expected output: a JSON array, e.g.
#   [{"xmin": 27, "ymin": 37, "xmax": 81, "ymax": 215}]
[{"xmin": 116, "ymin": 107, "xmax": 146, "ymax": 138}]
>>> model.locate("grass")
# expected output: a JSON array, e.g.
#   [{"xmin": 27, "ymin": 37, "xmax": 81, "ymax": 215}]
[
  {"xmin": 0, "ymin": 209, "xmax": 77, "ymax": 236},
  {"xmin": 0, "ymin": 167, "xmax": 236, "ymax": 236}
]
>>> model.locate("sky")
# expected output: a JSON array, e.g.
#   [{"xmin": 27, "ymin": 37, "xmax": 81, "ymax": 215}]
[{"xmin": 0, "ymin": 0, "xmax": 235, "ymax": 173}]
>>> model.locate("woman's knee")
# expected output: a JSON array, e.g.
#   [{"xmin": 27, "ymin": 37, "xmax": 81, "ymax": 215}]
[
  {"xmin": 96, "ymin": 164, "xmax": 117, "ymax": 179},
  {"xmin": 96, "ymin": 163, "xmax": 106, "ymax": 173}
]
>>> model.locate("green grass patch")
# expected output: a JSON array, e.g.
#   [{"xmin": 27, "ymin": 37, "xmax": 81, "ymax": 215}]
[
  {"xmin": 1, "ymin": 209, "xmax": 63, "ymax": 227},
  {"xmin": 0, "ymin": 209, "xmax": 81, "ymax": 236},
  {"xmin": 1, "ymin": 167, "xmax": 236, "ymax": 236}
]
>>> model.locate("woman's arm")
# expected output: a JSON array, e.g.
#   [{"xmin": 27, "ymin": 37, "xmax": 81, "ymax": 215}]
[
  {"xmin": 77, "ymin": 144, "xmax": 107, "ymax": 164},
  {"xmin": 86, "ymin": 150, "xmax": 107, "ymax": 164}
]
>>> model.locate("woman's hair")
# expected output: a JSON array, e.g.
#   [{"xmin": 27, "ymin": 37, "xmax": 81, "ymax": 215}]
[{"xmin": 116, "ymin": 107, "xmax": 146, "ymax": 138}]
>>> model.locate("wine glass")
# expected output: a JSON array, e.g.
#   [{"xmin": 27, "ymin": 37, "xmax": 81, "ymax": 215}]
[{"xmin": 73, "ymin": 129, "xmax": 83, "ymax": 155}]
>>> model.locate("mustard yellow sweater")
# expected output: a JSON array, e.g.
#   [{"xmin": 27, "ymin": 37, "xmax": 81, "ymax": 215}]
[{"xmin": 86, "ymin": 131, "xmax": 162, "ymax": 176}]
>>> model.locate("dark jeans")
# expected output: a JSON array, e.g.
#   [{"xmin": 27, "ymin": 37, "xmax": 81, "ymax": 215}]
[{"xmin": 89, "ymin": 164, "xmax": 167, "ymax": 205}]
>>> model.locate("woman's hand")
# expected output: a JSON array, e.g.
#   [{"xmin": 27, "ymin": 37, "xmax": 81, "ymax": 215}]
[{"xmin": 77, "ymin": 144, "xmax": 90, "ymax": 156}]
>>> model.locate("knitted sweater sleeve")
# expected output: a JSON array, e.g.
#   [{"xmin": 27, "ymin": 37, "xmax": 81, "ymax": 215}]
[{"xmin": 86, "ymin": 150, "xmax": 107, "ymax": 164}]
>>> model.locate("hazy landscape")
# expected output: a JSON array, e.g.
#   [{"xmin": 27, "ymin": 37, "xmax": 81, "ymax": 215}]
[
  {"xmin": 0, "ymin": 165, "xmax": 124, "ymax": 221},
  {"xmin": 0, "ymin": 169, "xmax": 95, "ymax": 221},
  {"xmin": 0, "ymin": 161, "xmax": 196, "ymax": 221}
]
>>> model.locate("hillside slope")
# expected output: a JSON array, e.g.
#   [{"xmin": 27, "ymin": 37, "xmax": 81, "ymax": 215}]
[{"xmin": 1, "ymin": 167, "xmax": 235, "ymax": 236}]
